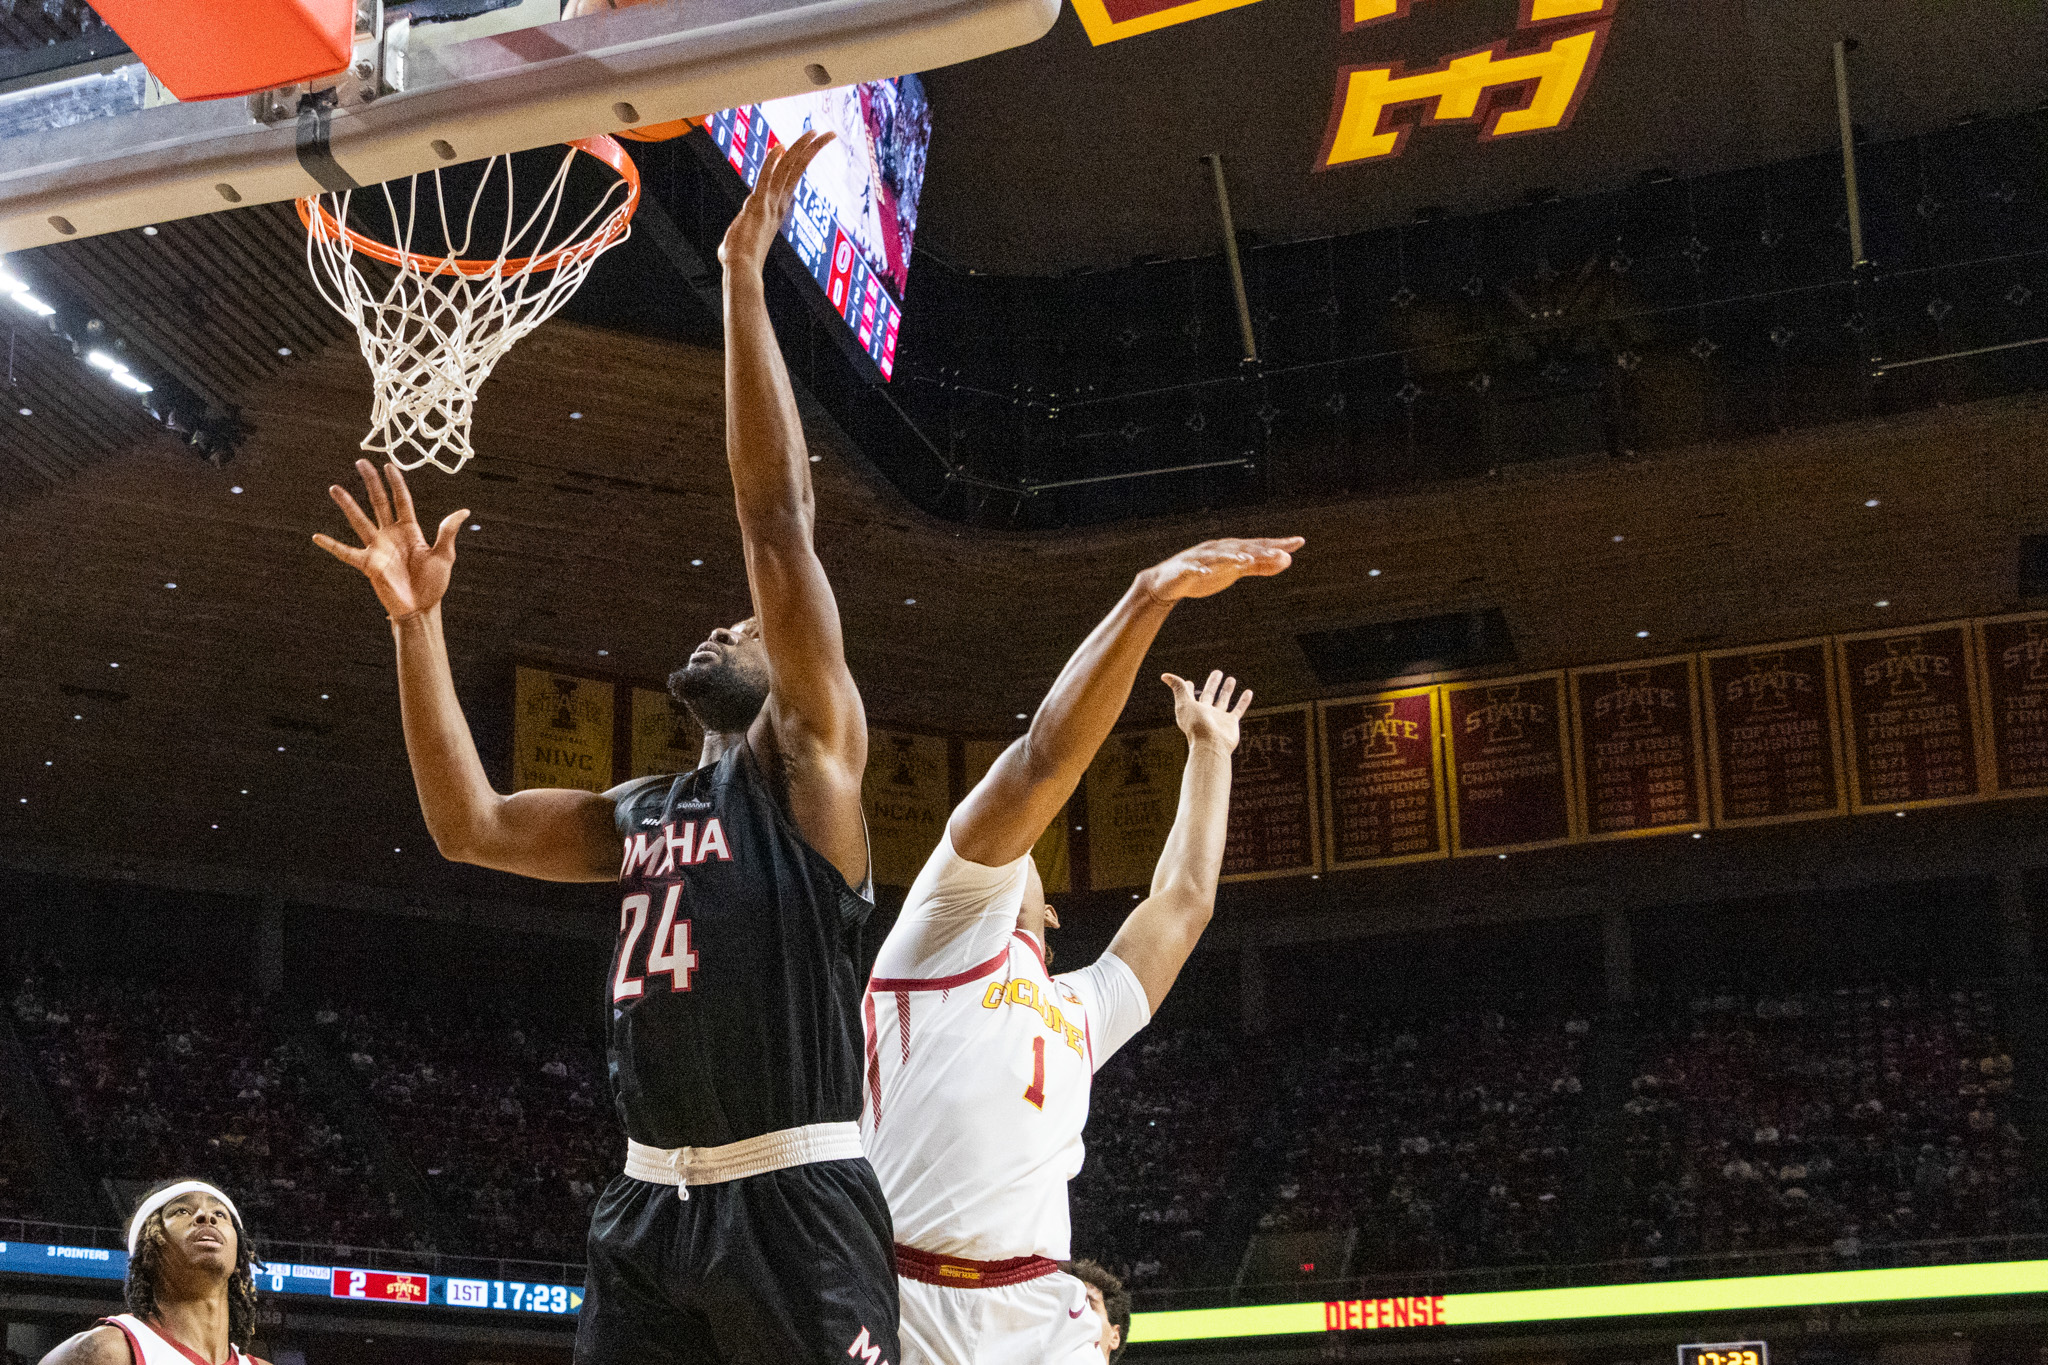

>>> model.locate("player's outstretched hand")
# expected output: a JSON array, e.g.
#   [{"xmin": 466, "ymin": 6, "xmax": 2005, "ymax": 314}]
[
  {"xmin": 312, "ymin": 459, "xmax": 468, "ymax": 620},
  {"xmin": 719, "ymin": 129, "xmax": 836, "ymax": 275},
  {"xmin": 1165, "ymin": 670, "xmax": 1252, "ymax": 752},
  {"xmin": 1140, "ymin": 536, "xmax": 1303, "ymax": 603}
]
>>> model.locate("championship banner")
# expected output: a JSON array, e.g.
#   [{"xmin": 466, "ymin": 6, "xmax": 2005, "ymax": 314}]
[
  {"xmin": 513, "ymin": 666, "xmax": 616, "ymax": 794},
  {"xmin": 1568, "ymin": 655, "xmax": 1707, "ymax": 840},
  {"xmin": 628, "ymin": 686, "xmax": 703, "ymax": 780},
  {"xmin": 1318, "ymin": 688, "xmax": 1447, "ymax": 868},
  {"xmin": 1973, "ymin": 612, "xmax": 2048, "ymax": 798},
  {"xmin": 963, "ymin": 738, "xmax": 1071, "ymax": 894},
  {"xmin": 1442, "ymin": 672, "xmax": 1575, "ymax": 855},
  {"xmin": 862, "ymin": 730, "xmax": 952, "ymax": 888},
  {"xmin": 1084, "ymin": 726, "xmax": 1185, "ymax": 890},
  {"xmin": 1700, "ymin": 639, "xmax": 1848, "ymax": 827},
  {"xmin": 1221, "ymin": 704, "xmax": 1320, "ymax": 883},
  {"xmin": 1835, "ymin": 622, "xmax": 1988, "ymax": 813}
]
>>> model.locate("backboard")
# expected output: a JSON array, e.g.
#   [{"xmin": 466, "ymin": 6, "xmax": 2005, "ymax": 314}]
[{"xmin": 0, "ymin": 0, "xmax": 1056, "ymax": 253}]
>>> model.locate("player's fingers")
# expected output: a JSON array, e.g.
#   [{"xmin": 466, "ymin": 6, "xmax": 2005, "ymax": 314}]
[
  {"xmin": 357, "ymin": 458, "xmax": 394, "ymax": 526},
  {"xmin": 310, "ymin": 533, "xmax": 367, "ymax": 569},
  {"xmin": 386, "ymin": 462, "xmax": 419, "ymax": 525},
  {"xmin": 1162, "ymin": 672, "xmax": 1190, "ymax": 702},
  {"xmin": 431, "ymin": 509, "xmax": 468, "ymax": 559},
  {"xmin": 328, "ymin": 484, "xmax": 379, "ymax": 543},
  {"xmin": 1233, "ymin": 688, "xmax": 1255, "ymax": 718},
  {"xmin": 1216, "ymin": 676, "xmax": 1238, "ymax": 711},
  {"xmin": 1199, "ymin": 669, "xmax": 1224, "ymax": 705}
]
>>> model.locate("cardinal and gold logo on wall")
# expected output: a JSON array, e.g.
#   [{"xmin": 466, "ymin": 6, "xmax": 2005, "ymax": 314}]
[{"xmin": 1067, "ymin": 0, "xmax": 1615, "ymax": 172}]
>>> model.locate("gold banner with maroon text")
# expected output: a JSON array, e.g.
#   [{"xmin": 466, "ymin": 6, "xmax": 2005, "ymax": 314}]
[
  {"xmin": 963, "ymin": 738, "xmax": 1072, "ymax": 894},
  {"xmin": 863, "ymin": 730, "xmax": 953, "ymax": 888},
  {"xmin": 1084, "ymin": 726, "xmax": 1185, "ymax": 890},
  {"xmin": 1834, "ymin": 622, "xmax": 1989, "ymax": 813},
  {"xmin": 1222, "ymin": 704, "xmax": 1321, "ymax": 883},
  {"xmin": 513, "ymin": 666, "xmax": 616, "ymax": 794},
  {"xmin": 628, "ymin": 686, "xmax": 703, "ymax": 781},
  {"xmin": 1568, "ymin": 655, "xmax": 1708, "ymax": 840},
  {"xmin": 1318, "ymin": 688, "xmax": 1447, "ymax": 867},
  {"xmin": 1441, "ymin": 671, "xmax": 1576, "ymax": 855}
]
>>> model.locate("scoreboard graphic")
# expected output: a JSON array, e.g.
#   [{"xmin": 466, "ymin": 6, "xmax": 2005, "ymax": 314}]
[{"xmin": 702, "ymin": 80, "xmax": 923, "ymax": 380}]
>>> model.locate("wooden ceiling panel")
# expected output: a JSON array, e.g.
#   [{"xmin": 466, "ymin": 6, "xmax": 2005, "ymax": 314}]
[{"xmin": 2, "ymin": 314, "xmax": 2045, "ymax": 905}]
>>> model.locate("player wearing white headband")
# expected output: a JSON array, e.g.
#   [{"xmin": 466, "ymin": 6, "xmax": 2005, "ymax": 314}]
[{"xmin": 44, "ymin": 1180, "xmax": 270, "ymax": 1365}]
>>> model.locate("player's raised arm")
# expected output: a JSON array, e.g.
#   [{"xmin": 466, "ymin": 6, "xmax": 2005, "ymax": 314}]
[
  {"xmin": 1102, "ymin": 670, "xmax": 1249, "ymax": 1012},
  {"xmin": 950, "ymin": 538, "xmax": 1300, "ymax": 867},
  {"xmin": 313, "ymin": 460, "xmax": 617, "ymax": 882},
  {"xmin": 716, "ymin": 130, "xmax": 869, "ymax": 885}
]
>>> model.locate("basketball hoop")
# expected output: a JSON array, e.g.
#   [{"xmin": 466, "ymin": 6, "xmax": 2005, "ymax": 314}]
[{"xmin": 298, "ymin": 135, "xmax": 640, "ymax": 474}]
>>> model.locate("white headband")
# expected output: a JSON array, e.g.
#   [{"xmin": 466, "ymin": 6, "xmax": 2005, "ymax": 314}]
[{"xmin": 128, "ymin": 1181, "xmax": 242, "ymax": 1256}]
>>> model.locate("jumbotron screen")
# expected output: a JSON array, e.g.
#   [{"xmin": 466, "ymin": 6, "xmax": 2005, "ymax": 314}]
[{"xmin": 703, "ymin": 75, "xmax": 931, "ymax": 380}]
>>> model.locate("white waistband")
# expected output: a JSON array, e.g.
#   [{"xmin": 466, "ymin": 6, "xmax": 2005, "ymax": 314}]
[{"xmin": 625, "ymin": 1122, "xmax": 863, "ymax": 1200}]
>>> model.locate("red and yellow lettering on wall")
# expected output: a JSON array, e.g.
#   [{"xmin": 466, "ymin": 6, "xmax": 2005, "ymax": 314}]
[
  {"xmin": 1317, "ymin": 23, "xmax": 1610, "ymax": 169},
  {"xmin": 1068, "ymin": 0, "xmax": 1262, "ymax": 47}
]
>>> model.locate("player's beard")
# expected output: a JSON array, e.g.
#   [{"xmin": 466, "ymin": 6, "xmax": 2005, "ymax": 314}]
[{"xmin": 668, "ymin": 657, "xmax": 769, "ymax": 736}]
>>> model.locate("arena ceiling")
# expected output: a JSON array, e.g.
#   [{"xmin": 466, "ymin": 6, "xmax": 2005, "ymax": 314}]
[
  {"xmin": 3, "ymin": 4, "xmax": 2048, "ymax": 924},
  {"xmin": 915, "ymin": 0, "xmax": 2048, "ymax": 273}
]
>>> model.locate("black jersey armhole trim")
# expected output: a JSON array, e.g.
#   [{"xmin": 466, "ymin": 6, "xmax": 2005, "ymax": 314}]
[{"xmin": 737, "ymin": 736, "xmax": 877, "ymax": 924}]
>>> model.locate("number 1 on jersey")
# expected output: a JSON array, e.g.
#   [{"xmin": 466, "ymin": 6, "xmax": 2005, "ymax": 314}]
[{"xmin": 1024, "ymin": 1035, "xmax": 1046, "ymax": 1110}]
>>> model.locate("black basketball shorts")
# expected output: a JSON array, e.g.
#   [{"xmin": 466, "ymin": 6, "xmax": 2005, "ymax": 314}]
[{"xmin": 575, "ymin": 1157, "xmax": 901, "ymax": 1365}]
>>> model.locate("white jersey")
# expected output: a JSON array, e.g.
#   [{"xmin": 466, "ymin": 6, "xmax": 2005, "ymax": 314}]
[
  {"xmin": 862, "ymin": 830, "xmax": 1151, "ymax": 1262},
  {"xmin": 103, "ymin": 1315, "xmax": 255, "ymax": 1365}
]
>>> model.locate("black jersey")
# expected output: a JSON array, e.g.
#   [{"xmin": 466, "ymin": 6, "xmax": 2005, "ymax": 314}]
[{"xmin": 606, "ymin": 741, "xmax": 874, "ymax": 1151}]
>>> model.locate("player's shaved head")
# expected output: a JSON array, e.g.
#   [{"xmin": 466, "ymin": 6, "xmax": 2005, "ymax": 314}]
[{"xmin": 670, "ymin": 617, "xmax": 771, "ymax": 735}]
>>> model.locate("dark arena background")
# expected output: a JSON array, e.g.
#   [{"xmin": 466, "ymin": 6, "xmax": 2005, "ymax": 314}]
[{"xmin": 4, "ymin": 0, "xmax": 2048, "ymax": 1363}]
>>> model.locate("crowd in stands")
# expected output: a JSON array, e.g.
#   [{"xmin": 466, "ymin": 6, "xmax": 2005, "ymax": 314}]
[
  {"xmin": 1614, "ymin": 984, "xmax": 2036, "ymax": 1262},
  {"xmin": 1243, "ymin": 1008, "xmax": 1591, "ymax": 1276},
  {"xmin": 317, "ymin": 1004, "xmax": 618, "ymax": 1261},
  {"xmin": 0, "ymin": 1098, "xmax": 45, "ymax": 1222},
  {"xmin": 12, "ymin": 974, "xmax": 414, "ymax": 1250},
  {"xmin": 3, "ymin": 966, "xmax": 2042, "ymax": 1295},
  {"xmin": 1069, "ymin": 1024, "xmax": 1265, "ymax": 1290}
]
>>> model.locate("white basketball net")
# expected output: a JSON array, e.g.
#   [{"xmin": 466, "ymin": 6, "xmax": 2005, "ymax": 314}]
[{"xmin": 302, "ymin": 143, "xmax": 636, "ymax": 474}]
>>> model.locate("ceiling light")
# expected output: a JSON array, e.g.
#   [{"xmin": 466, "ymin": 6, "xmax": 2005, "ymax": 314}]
[
  {"xmin": 320, "ymin": 694, "xmax": 329, "ymax": 700},
  {"xmin": 230, "ymin": 486, "xmax": 244, "ymax": 494},
  {"xmin": 1613, "ymin": 535, "xmax": 1625, "ymax": 542},
  {"xmin": 1876, "ymin": 599, "xmax": 1890, "ymax": 608},
  {"xmin": 690, "ymin": 559, "xmax": 703, "ymax": 566},
  {"xmin": 240, "ymin": 789, "xmax": 249, "ymax": 794},
  {"xmin": 211, "ymin": 824, "xmax": 218, "ymax": 829},
  {"xmin": 44, "ymin": 760, "xmax": 51, "ymax": 766},
  {"xmin": 164, "ymin": 582, "xmax": 176, "ymax": 589},
  {"xmin": 569, "ymin": 411, "xmax": 583, "ymax": 420},
  {"xmin": 142, "ymin": 226, "xmax": 158, "ymax": 236},
  {"xmin": 1635, "ymin": 630, "xmax": 1650, "ymax": 638},
  {"xmin": 6, "ymin": 289, "xmax": 55, "ymax": 317},
  {"xmin": 72, "ymin": 714, "xmax": 81, "ymax": 720},
  {"xmin": 904, "ymin": 598, "xmax": 917, "ymax": 606},
  {"xmin": 468, "ymin": 523, "xmax": 480, "ymax": 531},
  {"xmin": 276, "ymin": 347, "xmax": 291, "ymax": 356},
  {"xmin": 1497, "ymin": 853, "xmax": 1507, "ymax": 860},
  {"xmin": 598, "ymin": 649, "xmax": 609, "ymax": 656},
  {"xmin": 1368, "ymin": 569, "xmax": 1381, "ymax": 577},
  {"xmin": 394, "ymin": 847, "xmax": 402, "ymax": 853},
  {"xmin": 809, "ymin": 455, "xmax": 822, "ymax": 463},
  {"xmin": 86, "ymin": 351, "xmax": 117, "ymax": 371},
  {"xmin": 1692, "ymin": 832, "xmax": 1703, "ymax": 839},
  {"xmin": 15, "ymin": 408, "xmax": 29, "ymax": 417},
  {"xmin": 109, "ymin": 662, "xmax": 119, "ymax": 668},
  {"xmin": 1016, "ymin": 713, "xmax": 1028, "ymax": 720},
  {"xmin": 1865, "ymin": 498, "xmax": 1880, "ymax": 508},
  {"xmin": 276, "ymin": 746, "xmax": 285, "ymax": 752},
  {"xmin": 1895, "ymin": 811, "xmax": 1906, "ymax": 818}
]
